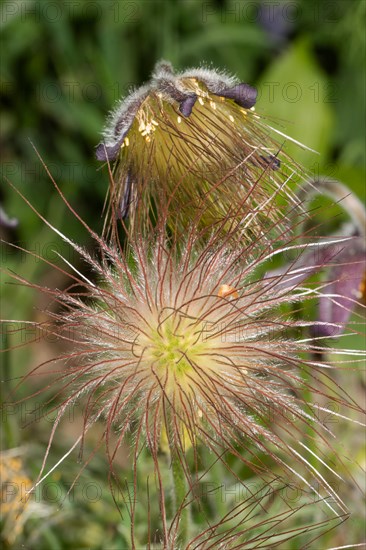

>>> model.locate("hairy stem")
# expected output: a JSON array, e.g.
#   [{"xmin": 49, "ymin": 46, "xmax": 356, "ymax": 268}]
[{"xmin": 166, "ymin": 418, "xmax": 190, "ymax": 545}]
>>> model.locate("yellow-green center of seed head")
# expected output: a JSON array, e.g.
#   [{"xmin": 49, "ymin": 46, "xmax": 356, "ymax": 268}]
[{"xmin": 137, "ymin": 315, "xmax": 214, "ymax": 396}]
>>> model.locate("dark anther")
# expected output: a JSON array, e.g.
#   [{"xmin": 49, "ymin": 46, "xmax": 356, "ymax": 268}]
[
  {"xmin": 179, "ymin": 95, "xmax": 198, "ymax": 117},
  {"xmin": 217, "ymin": 83, "xmax": 258, "ymax": 109}
]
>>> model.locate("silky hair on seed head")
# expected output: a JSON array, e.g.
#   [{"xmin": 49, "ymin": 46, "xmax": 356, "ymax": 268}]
[{"xmin": 5, "ymin": 167, "xmax": 365, "ymax": 524}]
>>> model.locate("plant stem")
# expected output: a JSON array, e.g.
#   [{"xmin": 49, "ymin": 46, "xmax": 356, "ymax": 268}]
[
  {"xmin": 167, "ymin": 420, "xmax": 190, "ymax": 545},
  {"xmin": 1, "ymin": 331, "xmax": 18, "ymax": 449}
]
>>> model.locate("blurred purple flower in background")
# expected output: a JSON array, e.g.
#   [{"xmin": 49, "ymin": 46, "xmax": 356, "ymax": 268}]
[
  {"xmin": 266, "ymin": 178, "xmax": 366, "ymax": 337},
  {"xmin": 259, "ymin": 1, "xmax": 295, "ymax": 45}
]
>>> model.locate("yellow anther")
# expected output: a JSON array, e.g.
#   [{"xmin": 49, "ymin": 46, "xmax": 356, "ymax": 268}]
[{"xmin": 218, "ymin": 284, "xmax": 239, "ymax": 300}]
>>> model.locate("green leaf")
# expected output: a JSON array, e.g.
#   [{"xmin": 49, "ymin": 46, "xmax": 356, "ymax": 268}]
[
  {"xmin": 256, "ymin": 39, "xmax": 334, "ymax": 168},
  {"xmin": 180, "ymin": 25, "xmax": 267, "ymax": 59}
]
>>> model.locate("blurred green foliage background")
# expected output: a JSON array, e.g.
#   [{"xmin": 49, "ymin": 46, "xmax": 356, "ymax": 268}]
[
  {"xmin": 1, "ymin": 0, "xmax": 365, "ymax": 240},
  {"xmin": 1, "ymin": 1, "xmax": 365, "ymax": 548}
]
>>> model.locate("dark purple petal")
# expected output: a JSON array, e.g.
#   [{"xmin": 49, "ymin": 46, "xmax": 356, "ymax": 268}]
[
  {"xmin": 155, "ymin": 77, "xmax": 197, "ymax": 116},
  {"xmin": 119, "ymin": 169, "xmax": 133, "ymax": 220},
  {"xmin": 96, "ymin": 92, "xmax": 149, "ymax": 162},
  {"xmin": 95, "ymin": 141, "xmax": 124, "ymax": 162},
  {"xmin": 179, "ymin": 94, "xmax": 197, "ymax": 117},
  {"xmin": 315, "ymin": 247, "xmax": 366, "ymax": 337},
  {"xmin": 264, "ymin": 240, "xmax": 349, "ymax": 291},
  {"xmin": 216, "ymin": 83, "xmax": 258, "ymax": 109},
  {"xmin": 260, "ymin": 154, "xmax": 281, "ymax": 170},
  {"xmin": 265, "ymin": 237, "xmax": 365, "ymax": 337},
  {"xmin": 259, "ymin": 3, "xmax": 294, "ymax": 44}
]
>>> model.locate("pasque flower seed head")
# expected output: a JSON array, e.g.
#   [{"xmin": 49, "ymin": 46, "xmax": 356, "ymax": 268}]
[{"xmin": 6, "ymin": 185, "xmax": 363, "ymax": 518}]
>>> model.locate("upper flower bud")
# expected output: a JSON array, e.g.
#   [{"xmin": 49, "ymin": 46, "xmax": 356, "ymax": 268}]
[{"xmin": 96, "ymin": 61, "xmax": 300, "ymax": 237}]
